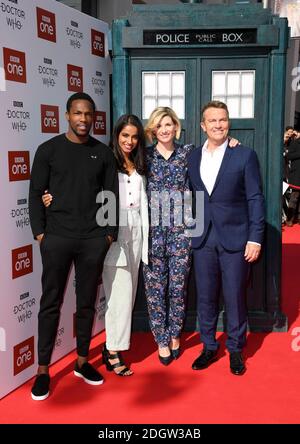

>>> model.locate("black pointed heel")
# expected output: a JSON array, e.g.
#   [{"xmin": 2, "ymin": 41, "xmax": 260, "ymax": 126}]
[{"xmin": 158, "ymin": 353, "xmax": 173, "ymax": 366}]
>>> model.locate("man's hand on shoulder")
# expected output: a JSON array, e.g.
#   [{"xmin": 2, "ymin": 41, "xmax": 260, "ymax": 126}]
[{"xmin": 228, "ymin": 137, "xmax": 240, "ymax": 148}]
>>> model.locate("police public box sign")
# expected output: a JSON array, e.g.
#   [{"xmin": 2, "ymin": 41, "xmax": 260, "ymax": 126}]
[{"xmin": 143, "ymin": 29, "xmax": 257, "ymax": 45}]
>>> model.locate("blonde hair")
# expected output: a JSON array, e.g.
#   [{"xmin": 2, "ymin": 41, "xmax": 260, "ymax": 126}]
[{"xmin": 144, "ymin": 107, "xmax": 181, "ymax": 143}]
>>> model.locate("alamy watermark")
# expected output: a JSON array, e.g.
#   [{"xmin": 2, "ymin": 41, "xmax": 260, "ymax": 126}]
[
  {"xmin": 0, "ymin": 327, "xmax": 6, "ymax": 352},
  {"xmin": 291, "ymin": 66, "xmax": 300, "ymax": 92},
  {"xmin": 96, "ymin": 190, "xmax": 204, "ymax": 238},
  {"xmin": 291, "ymin": 326, "xmax": 300, "ymax": 351}
]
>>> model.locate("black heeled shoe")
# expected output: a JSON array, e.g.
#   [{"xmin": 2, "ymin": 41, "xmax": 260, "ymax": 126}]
[
  {"xmin": 158, "ymin": 353, "xmax": 173, "ymax": 366},
  {"xmin": 158, "ymin": 346, "xmax": 173, "ymax": 366},
  {"xmin": 102, "ymin": 344, "xmax": 133, "ymax": 376},
  {"xmin": 171, "ymin": 347, "xmax": 181, "ymax": 360},
  {"xmin": 170, "ymin": 338, "xmax": 181, "ymax": 360}
]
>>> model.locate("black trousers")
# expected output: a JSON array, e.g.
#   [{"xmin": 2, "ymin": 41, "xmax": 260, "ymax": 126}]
[{"xmin": 38, "ymin": 233, "xmax": 109, "ymax": 365}]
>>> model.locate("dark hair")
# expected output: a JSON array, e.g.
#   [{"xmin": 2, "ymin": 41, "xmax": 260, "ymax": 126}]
[
  {"xmin": 201, "ymin": 100, "xmax": 229, "ymax": 121},
  {"xmin": 285, "ymin": 126, "xmax": 294, "ymax": 131},
  {"xmin": 66, "ymin": 92, "xmax": 96, "ymax": 112},
  {"xmin": 110, "ymin": 114, "xmax": 146, "ymax": 176}
]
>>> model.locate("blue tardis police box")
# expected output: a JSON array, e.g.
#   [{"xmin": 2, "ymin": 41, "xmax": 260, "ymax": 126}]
[{"xmin": 112, "ymin": 2, "xmax": 289, "ymax": 332}]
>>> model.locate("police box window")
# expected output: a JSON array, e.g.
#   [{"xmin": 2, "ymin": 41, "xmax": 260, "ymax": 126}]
[
  {"xmin": 212, "ymin": 70, "xmax": 255, "ymax": 118},
  {"xmin": 142, "ymin": 71, "xmax": 185, "ymax": 120}
]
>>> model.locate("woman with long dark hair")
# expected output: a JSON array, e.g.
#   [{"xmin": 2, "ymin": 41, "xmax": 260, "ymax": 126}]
[{"xmin": 101, "ymin": 114, "xmax": 148, "ymax": 376}]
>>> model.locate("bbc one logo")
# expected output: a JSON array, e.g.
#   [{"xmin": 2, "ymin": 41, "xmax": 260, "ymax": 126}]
[
  {"xmin": 36, "ymin": 7, "xmax": 56, "ymax": 42},
  {"xmin": 93, "ymin": 111, "xmax": 106, "ymax": 135},
  {"xmin": 41, "ymin": 104, "xmax": 59, "ymax": 133},
  {"xmin": 3, "ymin": 47, "xmax": 26, "ymax": 83},
  {"xmin": 11, "ymin": 245, "xmax": 33, "ymax": 279},
  {"xmin": 13, "ymin": 336, "xmax": 34, "ymax": 375},
  {"xmin": 91, "ymin": 29, "xmax": 105, "ymax": 57},
  {"xmin": 67, "ymin": 64, "xmax": 83, "ymax": 92},
  {"xmin": 8, "ymin": 151, "xmax": 30, "ymax": 182}
]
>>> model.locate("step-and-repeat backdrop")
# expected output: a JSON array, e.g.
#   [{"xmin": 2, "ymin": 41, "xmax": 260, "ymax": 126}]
[{"xmin": 0, "ymin": 0, "xmax": 110, "ymax": 399}]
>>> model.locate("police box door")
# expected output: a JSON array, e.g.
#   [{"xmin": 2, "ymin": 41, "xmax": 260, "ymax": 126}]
[
  {"xmin": 131, "ymin": 58, "xmax": 196, "ymax": 145},
  {"xmin": 200, "ymin": 56, "xmax": 268, "ymax": 313}
]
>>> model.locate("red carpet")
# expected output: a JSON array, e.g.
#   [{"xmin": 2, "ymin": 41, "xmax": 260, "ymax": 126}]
[{"xmin": 1, "ymin": 225, "xmax": 300, "ymax": 424}]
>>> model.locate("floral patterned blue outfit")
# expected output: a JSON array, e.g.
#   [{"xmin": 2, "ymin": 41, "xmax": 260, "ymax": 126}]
[{"xmin": 143, "ymin": 143, "xmax": 194, "ymax": 347}]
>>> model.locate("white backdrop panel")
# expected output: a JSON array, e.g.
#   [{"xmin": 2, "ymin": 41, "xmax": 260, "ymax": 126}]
[{"xmin": 0, "ymin": 0, "xmax": 110, "ymax": 399}]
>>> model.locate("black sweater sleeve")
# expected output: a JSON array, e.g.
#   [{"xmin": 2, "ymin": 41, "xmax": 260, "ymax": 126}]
[{"xmin": 28, "ymin": 143, "xmax": 51, "ymax": 238}]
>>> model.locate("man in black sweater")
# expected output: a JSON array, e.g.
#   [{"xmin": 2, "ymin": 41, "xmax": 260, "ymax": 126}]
[{"xmin": 29, "ymin": 92, "xmax": 119, "ymax": 400}]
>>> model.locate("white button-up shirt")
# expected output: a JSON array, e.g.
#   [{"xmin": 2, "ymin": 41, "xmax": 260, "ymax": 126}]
[
  {"xmin": 200, "ymin": 139, "xmax": 228, "ymax": 195},
  {"xmin": 118, "ymin": 171, "xmax": 142, "ymax": 209}
]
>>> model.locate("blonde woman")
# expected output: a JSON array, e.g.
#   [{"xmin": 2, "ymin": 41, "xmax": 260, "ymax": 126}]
[{"xmin": 143, "ymin": 107, "xmax": 193, "ymax": 365}]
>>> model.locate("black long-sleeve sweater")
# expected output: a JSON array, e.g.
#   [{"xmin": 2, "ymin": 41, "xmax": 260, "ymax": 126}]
[{"xmin": 29, "ymin": 134, "xmax": 119, "ymax": 240}]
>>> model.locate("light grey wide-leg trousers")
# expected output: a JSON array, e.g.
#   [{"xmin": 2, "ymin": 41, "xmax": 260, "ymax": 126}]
[{"xmin": 103, "ymin": 209, "xmax": 142, "ymax": 350}]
